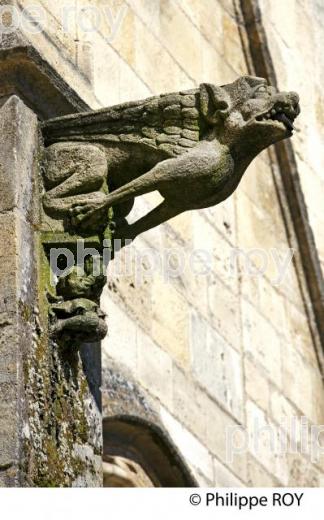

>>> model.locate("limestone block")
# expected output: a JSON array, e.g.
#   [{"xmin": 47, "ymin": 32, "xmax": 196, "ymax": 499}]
[
  {"xmin": 261, "ymin": 0, "xmax": 299, "ymax": 49},
  {"xmin": 175, "ymin": 0, "xmax": 246, "ymax": 76},
  {"xmin": 236, "ymin": 190, "xmax": 288, "ymax": 257},
  {"xmin": 167, "ymin": 210, "xmax": 193, "ymax": 243},
  {"xmin": 151, "ymin": 276, "xmax": 190, "ymax": 368},
  {"xmin": 244, "ymin": 355, "xmax": 270, "ymax": 412},
  {"xmin": 192, "ymin": 212, "xmax": 227, "ymax": 261},
  {"xmin": 127, "ymin": 0, "xmax": 161, "ymax": 31},
  {"xmin": 282, "ymin": 343, "xmax": 322, "ymax": 424},
  {"xmin": 203, "ymin": 195, "xmax": 236, "ymax": 245},
  {"xmin": 105, "ymin": 238, "xmax": 154, "ymax": 335},
  {"xmin": 247, "ymin": 454, "xmax": 281, "ymax": 487},
  {"xmin": 133, "ymin": 15, "xmax": 194, "ymax": 93},
  {"xmin": 160, "ymin": 406, "xmax": 214, "ymax": 481},
  {"xmin": 22, "ymin": 0, "xmax": 77, "ymax": 58},
  {"xmin": 311, "ymin": 370, "xmax": 324, "ymax": 426},
  {"xmin": 90, "ymin": 26, "xmax": 151, "ymax": 106},
  {"xmin": 258, "ymin": 277, "xmax": 288, "ymax": 340},
  {"xmin": 207, "ymin": 275, "xmax": 241, "ymax": 352},
  {"xmin": 177, "ymin": 0, "xmax": 224, "ymax": 44},
  {"xmin": 285, "ymin": 302, "xmax": 319, "ymax": 368},
  {"xmin": 239, "ymin": 153, "xmax": 273, "ymax": 203},
  {"xmin": 202, "ymin": 392, "xmax": 247, "ymax": 483},
  {"xmin": 269, "ymin": 389, "xmax": 306, "ymax": 448},
  {"xmin": 172, "ymin": 364, "xmax": 208, "ymax": 442},
  {"xmin": 242, "ymin": 299, "xmax": 282, "ymax": 387},
  {"xmin": 240, "ymin": 272, "xmax": 260, "ymax": 308},
  {"xmin": 246, "ymin": 400, "xmax": 289, "ymax": 485},
  {"xmin": 286, "ymin": 452, "xmax": 324, "ymax": 487},
  {"xmin": 160, "ymin": 225, "xmax": 210, "ymax": 319},
  {"xmin": 111, "ymin": 1, "xmax": 136, "ymax": 65},
  {"xmin": 137, "ymin": 328, "xmax": 173, "ymax": 409},
  {"xmin": 0, "ymin": 98, "xmax": 37, "ymax": 213},
  {"xmin": 0, "ymin": 96, "xmax": 38, "ymax": 485},
  {"xmin": 222, "ymin": 13, "xmax": 247, "ymax": 75},
  {"xmin": 191, "ymin": 468, "xmax": 213, "ymax": 487},
  {"xmin": 101, "ymin": 292, "xmax": 137, "ymax": 373},
  {"xmin": 201, "ymin": 38, "xmax": 238, "ymax": 85},
  {"xmin": 159, "ymin": 0, "xmax": 203, "ymax": 81},
  {"xmin": 190, "ymin": 311, "xmax": 244, "ymax": 420},
  {"xmin": 213, "ymin": 457, "xmax": 244, "ymax": 487},
  {"xmin": 192, "ymin": 212, "xmax": 239, "ymax": 292}
]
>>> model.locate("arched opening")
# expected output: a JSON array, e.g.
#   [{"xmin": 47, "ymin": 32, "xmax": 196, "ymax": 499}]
[{"xmin": 103, "ymin": 415, "xmax": 197, "ymax": 487}]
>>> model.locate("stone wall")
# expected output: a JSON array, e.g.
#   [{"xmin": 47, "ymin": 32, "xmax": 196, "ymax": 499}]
[
  {"xmin": 3, "ymin": 0, "xmax": 323, "ymax": 486},
  {"xmin": 258, "ymin": 0, "xmax": 324, "ymax": 273},
  {"xmin": 0, "ymin": 94, "xmax": 103, "ymax": 487},
  {"xmin": 0, "ymin": 96, "xmax": 39, "ymax": 486}
]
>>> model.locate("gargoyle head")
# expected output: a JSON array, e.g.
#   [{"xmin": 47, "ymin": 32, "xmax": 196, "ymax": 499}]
[{"xmin": 200, "ymin": 76, "xmax": 300, "ymax": 156}]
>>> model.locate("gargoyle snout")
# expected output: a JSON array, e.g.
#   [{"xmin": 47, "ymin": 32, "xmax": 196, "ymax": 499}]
[{"xmin": 273, "ymin": 91, "xmax": 300, "ymax": 120}]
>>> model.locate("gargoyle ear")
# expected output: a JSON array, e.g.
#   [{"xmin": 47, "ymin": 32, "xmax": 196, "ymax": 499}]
[{"xmin": 200, "ymin": 83, "xmax": 230, "ymax": 125}]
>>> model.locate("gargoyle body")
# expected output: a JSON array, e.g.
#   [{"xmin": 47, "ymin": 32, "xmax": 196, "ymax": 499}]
[{"xmin": 42, "ymin": 75, "xmax": 300, "ymax": 240}]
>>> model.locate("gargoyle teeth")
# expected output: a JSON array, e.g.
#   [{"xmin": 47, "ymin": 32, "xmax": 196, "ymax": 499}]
[{"xmin": 256, "ymin": 108, "xmax": 295, "ymax": 131}]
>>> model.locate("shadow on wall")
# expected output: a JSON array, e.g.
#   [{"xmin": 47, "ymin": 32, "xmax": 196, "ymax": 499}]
[{"xmin": 103, "ymin": 415, "xmax": 197, "ymax": 487}]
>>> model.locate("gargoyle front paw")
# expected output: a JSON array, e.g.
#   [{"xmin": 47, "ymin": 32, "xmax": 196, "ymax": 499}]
[
  {"xmin": 69, "ymin": 201, "xmax": 97, "ymax": 217},
  {"xmin": 68, "ymin": 198, "xmax": 108, "ymax": 229}
]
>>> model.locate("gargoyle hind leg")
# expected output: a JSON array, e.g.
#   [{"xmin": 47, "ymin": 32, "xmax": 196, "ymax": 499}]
[
  {"xmin": 70, "ymin": 169, "xmax": 160, "ymax": 224},
  {"xmin": 43, "ymin": 143, "xmax": 108, "ymax": 219},
  {"xmin": 69, "ymin": 157, "xmax": 183, "ymax": 227}
]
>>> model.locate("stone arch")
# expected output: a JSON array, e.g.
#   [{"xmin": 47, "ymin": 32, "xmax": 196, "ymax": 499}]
[{"xmin": 103, "ymin": 415, "xmax": 197, "ymax": 487}]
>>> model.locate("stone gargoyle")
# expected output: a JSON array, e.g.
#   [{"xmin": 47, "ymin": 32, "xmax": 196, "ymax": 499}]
[{"xmin": 42, "ymin": 75, "xmax": 300, "ymax": 240}]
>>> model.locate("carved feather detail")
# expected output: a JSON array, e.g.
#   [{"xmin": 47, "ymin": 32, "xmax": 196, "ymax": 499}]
[{"xmin": 42, "ymin": 88, "xmax": 202, "ymax": 157}]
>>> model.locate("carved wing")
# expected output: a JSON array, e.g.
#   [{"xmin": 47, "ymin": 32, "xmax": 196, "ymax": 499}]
[{"xmin": 42, "ymin": 88, "xmax": 202, "ymax": 157}]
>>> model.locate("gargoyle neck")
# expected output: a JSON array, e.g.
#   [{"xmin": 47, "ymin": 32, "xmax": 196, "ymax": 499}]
[{"xmin": 229, "ymin": 145, "xmax": 256, "ymax": 175}]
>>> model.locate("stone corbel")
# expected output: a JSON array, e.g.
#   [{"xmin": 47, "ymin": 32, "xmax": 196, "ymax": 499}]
[{"xmin": 40, "ymin": 76, "xmax": 300, "ymax": 349}]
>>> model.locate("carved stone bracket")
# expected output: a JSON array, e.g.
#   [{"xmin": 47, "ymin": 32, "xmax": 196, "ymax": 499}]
[
  {"xmin": 40, "ymin": 141, "xmax": 112, "ymax": 347},
  {"xmin": 40, "ymin": 76, "xmax": 300, "ymax": 347}
]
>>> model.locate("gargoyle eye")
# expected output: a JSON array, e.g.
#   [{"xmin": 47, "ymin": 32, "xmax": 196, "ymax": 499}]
[{"xmin": 254, "ymin": 85, "xmax": 270, "ymax": 97}]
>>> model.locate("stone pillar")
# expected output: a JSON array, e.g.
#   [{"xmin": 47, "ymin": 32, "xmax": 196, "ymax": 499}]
[
  {"xmin": 0, "ymin": 96, "xmax": 103, "ymax": 487},
  {"xmin": 0, "ymin": 96, "xmax": 39, "ymax": 486}
]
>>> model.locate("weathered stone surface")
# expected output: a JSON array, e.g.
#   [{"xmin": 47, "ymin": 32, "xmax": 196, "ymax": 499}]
[
  {"xmin": 213, "ymin": 458, "xmax": 244, "ymax": 487},
  {"xmin": 0, "ymin": 95, "xmax": 103, "ymax": 487},
  {"xmin": 201, "ymin": 392, "xmax": 247, "ymax": 483},
  {"xmin": 242, "ymin": 300, "xmax": 282, "ymax": 387},
  {"xmin": 0, "ymin": 96, "xmax": 39, "ymax": 486},
  {"xmin": 244, "ymin": 356, "xmax": 270, "ymax": 412},
  {"xmin": 171, "ymin": 364, "xmax": 208, "ymax": 442},
  {"xmin": 42, "ymin": 76, "xmax": 300, "ymax": 240},
  {"xmin": 151, "ymin": 276, "xmax": 190, "ymax": 369},
  {"xmin": 207, "ymin": 276, "xmax": 241, "ymax": 352},
  {"xmin": 247, "ymin": 454, "xmax": 281, "ymax": 487},
  {"xmin": 101, "ymin": 361, "xmax": 197, "ymax": 487},
  {"xmin": 4, "ymin": 0, "xmax": 322, "ymax": 489},
  {"xmin": 282, "ymin": 343, "xmax": 322, "ymax": 424},
  {"xmin": 101, "ymin": 296, "xmax": 138, "ymax": 373},
  {"xmin": 160, "ymin": 406, "xmax": 214, "ymax": 482},
  {"xmin": 0, "ymin": 42, "xmax": 91, "ymax": 119},
  {"xmin": 246, "ymin": 400, "xmax": 289, "ymax": 485},
  {"xmin": 137, "ymin": 328, "xmax": 173, "ymax": 409}
]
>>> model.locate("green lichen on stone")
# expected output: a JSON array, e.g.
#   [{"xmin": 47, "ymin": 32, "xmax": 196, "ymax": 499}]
[
  {"xmin": 22, "ymin": 234, "xmax": 102, "ymax": 487},
  {"xmin": 19, "ymin": 301, "xmax": 33, "ymax": 323}
]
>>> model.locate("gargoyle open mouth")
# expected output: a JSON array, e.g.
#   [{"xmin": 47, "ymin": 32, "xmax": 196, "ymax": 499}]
[{"xmin": 256, "ymin": 108, "xmax": 296, "ymax": 132}]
